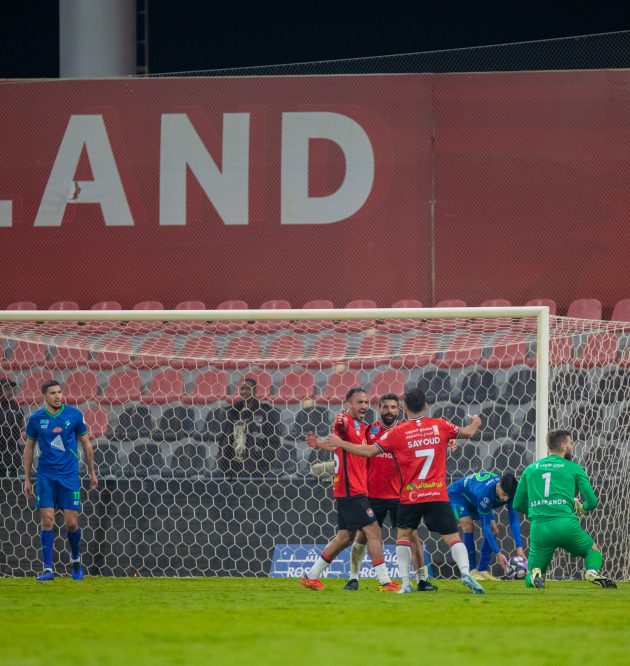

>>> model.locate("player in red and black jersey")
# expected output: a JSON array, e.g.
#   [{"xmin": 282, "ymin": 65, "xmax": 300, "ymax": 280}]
[
  {"xmin": 344, "ymin": 393, "xmax": 437, "ymax": 592},
  {"xmin": 300, "ymin": 388, "xmax": 400, "ymax": 592},
  {"xmin": 310, "ymin": 387, "xmax": 486, "ymax": 595}
]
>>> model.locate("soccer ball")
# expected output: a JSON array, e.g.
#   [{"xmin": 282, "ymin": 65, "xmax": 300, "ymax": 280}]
[{"xmin": 506, "ymin": 555, "xmax": 528, "ymax": 580}]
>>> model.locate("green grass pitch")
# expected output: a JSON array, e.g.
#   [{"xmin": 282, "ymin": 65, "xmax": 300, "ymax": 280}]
[{"xmin": 1, "ymin": 577, "xmax": 629, "ymax": 666}]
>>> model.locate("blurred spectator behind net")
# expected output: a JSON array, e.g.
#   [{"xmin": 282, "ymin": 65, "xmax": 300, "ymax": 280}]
[
  {"xmin": 0, "ymin": 378, "xmax": 25, "ymax": 477},
  {"xmin": 216, "ymin": 378, "xmax": 281, "ymax": 476}
]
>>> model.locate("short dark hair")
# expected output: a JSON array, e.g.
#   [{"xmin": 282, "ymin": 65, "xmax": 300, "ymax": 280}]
[
  {"xmin": 345, "ymin": 387, "xmax": 367, "ymax": 402},
  {"xmin": 403, "ymin": 387, "xmax": 427, "ymax": 413},
  {"xmin": 547, "ymin": 428, "xmax": 572, "ymax": 451},
  {"xmin": 378, "ymin": 393, "xmax": 399, "ymax": 406},
  {"xmin": 242, "ymin": 377, "xmax": 257, "ymax": 388},
  {"xmin": 41, "ymin": 380, "xmax": 62, "ymax": 395},
  {"xmin": 499, "ymin": 472, "xmax": 518, "ymax": 500}
]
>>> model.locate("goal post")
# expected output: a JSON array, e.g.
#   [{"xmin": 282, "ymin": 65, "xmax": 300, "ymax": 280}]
[{"xmin": 0, "ymin": 304, "xmax": 627, "ymax": 582}]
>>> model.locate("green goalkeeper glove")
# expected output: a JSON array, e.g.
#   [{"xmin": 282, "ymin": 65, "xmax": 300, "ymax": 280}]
[{"xmin": 574, "ymin": 498, "xmax": 585, "ymax": 517}]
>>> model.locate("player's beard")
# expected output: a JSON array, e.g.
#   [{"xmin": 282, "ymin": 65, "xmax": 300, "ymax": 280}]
[
  {"xmin": 381, "ymin": 413, "xmax": 397, "ymax": 427},
  {"xmin": 565, "ymin": 450, "xmax": 573, "ymax": 461}
]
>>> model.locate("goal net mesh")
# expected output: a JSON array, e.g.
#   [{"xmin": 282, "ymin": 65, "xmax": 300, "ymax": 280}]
[{"xmin": 0, "ymin": 311, "xmax": 627, "ymax": 580}]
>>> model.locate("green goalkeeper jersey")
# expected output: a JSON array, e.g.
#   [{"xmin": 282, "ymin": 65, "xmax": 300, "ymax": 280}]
[{"xmin": 513, "ymin": 454, "xmax": 598, "ymax": 521}]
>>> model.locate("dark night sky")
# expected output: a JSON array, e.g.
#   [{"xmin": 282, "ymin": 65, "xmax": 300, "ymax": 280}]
[{"xmin": 2, "ymin": 1, "xmax": 630, "ymax": 78}]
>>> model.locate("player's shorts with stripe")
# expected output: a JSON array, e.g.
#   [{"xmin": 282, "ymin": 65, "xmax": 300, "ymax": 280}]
[
  {"xmin": 36, "ymin": 474, "xmax": 81, "ymax": 511},
  {"xmin": 336, "ymin": 495, "xmax": 377, "ymax": 531},
  {"xmin": 368, "ymin": 498, "xmax": 400, "ymax": 528},
  {"xmin": 449, "ymin": 491, "xmax": 478, "ymax": 521},
  {"xmin": 527, "ymin": 518, "xmax": 594, "ymax": 570},
  {"xmin": 398, "ymin": 501, "xmax": 458, "ymax": 535}
]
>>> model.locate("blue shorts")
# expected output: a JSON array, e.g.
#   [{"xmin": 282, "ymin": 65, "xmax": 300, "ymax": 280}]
[
  {"xmin": 449, "ymin": 492, "xmax": 483, "ymax": 521},
  {"xmin": 36, "ymin": 475, "xmax": 81, "ymax": 511}
]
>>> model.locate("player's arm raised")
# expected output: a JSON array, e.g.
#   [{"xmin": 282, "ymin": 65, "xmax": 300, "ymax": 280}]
[
  {"xmin": 457, "ymin": 414, "xmax": 482, "ymax": 439},
  {"xmin": 79, "ymin": 434, "xmax": 98, "ymax": 490},
  {"xmin": 22, "ymin": 437, "xmax": 36, "ymax": 499},
  {"xmin": 306, "ymin": 432, "xmax": 381, "ymax": 457}
]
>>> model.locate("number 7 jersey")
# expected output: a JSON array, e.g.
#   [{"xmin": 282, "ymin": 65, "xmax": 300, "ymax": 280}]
[{"xmin": 374, "ymin": 416, "xmax": 460, "ymax": 503}]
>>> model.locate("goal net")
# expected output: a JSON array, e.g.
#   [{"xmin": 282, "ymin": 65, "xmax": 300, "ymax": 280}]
[{"xmin": 0, "ymin": 307, "xmax": 627, "ymax": 581}]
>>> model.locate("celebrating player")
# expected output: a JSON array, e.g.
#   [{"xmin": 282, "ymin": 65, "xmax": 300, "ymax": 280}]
[
  {"xmin": 513, "ymin": 428, "xmax": 616, "ymax": 589},
  {"xmin": 311, "ymin": 387, "xmax": 484, "ymax": 594},
  {"xmin": 345, "ymin": 393, "xmax": 437, "ymax": 592},
  {"xmin": 300, "ymin": 388, "xmax": 400, "ymax": 592},
  {"xmin": 448, "ymin": 470, "xmax": 524, "ymax": 580},
  {"xmin": 22, "ymin": 380, "xmax": 98, "ymax": 581}
]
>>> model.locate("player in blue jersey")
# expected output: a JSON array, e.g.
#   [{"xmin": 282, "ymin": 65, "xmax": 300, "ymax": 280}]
[
  {"xmin": 448, "ymin": 470, "xmax": 523, "ymax": 580},
  {"xmin": 22, "ymin": 380, "xmax": 98, "ymax": 581}
]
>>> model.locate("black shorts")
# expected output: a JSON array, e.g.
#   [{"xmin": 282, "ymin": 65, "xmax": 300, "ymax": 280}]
[
  {"xmin": 336, "ymin": 495, "xmax": 377, "ymax": 531},
  {"xmin": 368, "ymin": 498, "xmax": 400, "ymax": 528},
  {"xmin": 397, "ymin": 501, "xmax": 458, "ymax": 535}
]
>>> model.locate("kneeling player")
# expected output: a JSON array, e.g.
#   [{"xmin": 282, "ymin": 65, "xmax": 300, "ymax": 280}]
[
  {"xmin": 448, "ymin": 470, "xmax": 524, "ymax": 580},
  {"xmin": 311, "ymin": 387, "xmax": 485, "ymax": 594},
  {"xmin": 513, "ymin": 429, "xmax": 616, "ymax": 589},
  {"xmin": 345, "ymin": 393, "xmax": 436, "ymax": 592}
]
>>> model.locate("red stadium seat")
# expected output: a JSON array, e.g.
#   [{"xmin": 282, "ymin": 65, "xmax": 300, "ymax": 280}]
[
  {"xmin": 480, "ymin": 334, "xmax": 529, "ymax": 368},
  {"xmin": 217, "ymin": 300, "xmax": 248, "ymax": 309},
  {"xmin": 172, "ymin": 335, "xmax": 218, "ymax": 370},
  {"xmin": 212, "ymin": 300, "xmax": 249, "ymax": 333},
  {"xmin": 130, "ymin": 335, "xmax": 176, "ymax": 369},
  {"xmin": 221, "ymin": 335, "xmax": 262, "ymax": 369},
  {"xmin": 15, "ymin": 371, "xmax": 55, "ymax": 405},
  {"xmin": 6, "ymin": 301, "xmax": 37, "ymax": 310},
  {"xmin": 611, "ymin": 299, "xmax": 630, "ymax": 323},
  {"xmin": 133, "ymin": 301, "xmax": 164, "ymax": 310},
  {"xmin": 165, "ymin": 301, "xmax": 208, "ymax": 334},
  {"xmin": 127, "ymin": 301, "xmax": 165, "ymax": 334},
  {"xmin": 273, "ymin": 370, "xmax": 316, "ymax": 404},
  {"xmin": 428, "ymin": 299, "xmax": 467, "ymax": 332},
  {"xmin": 182, "ymin": 370, "xmax": 229, "ymax": 405},
  {"xmin": 526, "ymin": 299, "xmax": 557, "ymax": 315},
  {"xmin": 83, "ymin": 405, "xmax": 110, "ymax": 439},
  {"xmin": 575, "ymin": 333, "xmax": 619, "ymax": 368},
  {"xmin": 303, "ymin": 299, "xmax": 334, "ymax": 309},
  {"xmin": 300, "ymin": 300, "xmax": 335, "ymax": 331},
  {"xmin": 305, "ymin": 334, "xmax": 349, "ymax": 369},
  {"xmin": 2, "ymin": 341, "xmax": 47, "ymax": 370},
  {"xmin": 567, "ymin": 298, "xmax": 602, "ymax": 321},
  {"xmin": 176, "ymin": 300, "xmax": 206, "ymax": 310},
  {"xmin": 142, "ymin": 369, "xmax": 185, "ymax": 404},
  {"xmin": 391, "ymin": 299, "xmax": 423, "ymax": 308},
  {"xmin": 435, "ymin": 333, "xmax": 482, "ymax": 368},
  {"xmin": 228, "ymin": 370, "xmax": 274, "ymax": 401},
  {"xmin": 345, "ymin": 299, "xmax": 377, "ymax": 309},
  {"xmin": 370, "ymin": 369, "xmax": 406, "ymax": 398},
  {"xmin": 317, "ymin": 370, "xmax": 363, "ymax": 404},
  {"xmin": 63, "ymin": 370, "xmax": 99, "ymax": 404},
  {"xmin": 267, "ymin": 334, "xmax": 307, "ymax": 368},
  {"xmin": 47, "ymin": 337, "xmax": 89, "ymax": 369},
  {"xmin": 378, "ymin": 299, "xmax": 424, "ymax": 333},
  {"xmin": 252, "ymin": 300, "xmax": 292, "ymax": 333},
  {"xmin": 87, "ymin": 335, "xmax": 134, "ymax": 369},
  {"xmin": 391, "ymin": 333, "xmax": 438, "ymax": 369},
  {"xmin": 348, "ymin": 333, "xmax": 392, "ymax": 369},
  {"xmin": 101, "ymin": 370, "xmax": 142, "ymax": 404},
  {"xmin": 341, "ymin": 300, "xmax": 377, "ymax": 333},
  {"xmin": 91, "ymin": 301, "xmax": 122, "ymax": 310},
  {"xmin": 49, "ymin": 301, "xmax": 80, "ymax": 310},
  {"xmin": 85, "ymin": 301, "xmax": 123, "ymax": 334}
]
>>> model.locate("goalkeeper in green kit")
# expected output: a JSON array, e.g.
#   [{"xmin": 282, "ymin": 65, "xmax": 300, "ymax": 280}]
[{"xmin": 513, "ymin": 429, "xmax": 616, "ymax": 589}]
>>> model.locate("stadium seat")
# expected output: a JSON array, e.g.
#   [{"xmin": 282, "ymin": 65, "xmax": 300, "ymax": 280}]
[
  {"xmin": 391, "ymin": 333, "xmax": 438, "ymax": 369},
  {"xmin": 91, "ymin": 301, "xmax": 122, "ymax": 310},
  {"xmin": 221, "ymin": 335, "xmax": 262, "ymax": 369},
  {"xmin": 6, "ymin": 301, "xmax": 37, "ymax": 310},
  {"xmin": 123, "ymin": 444, "xmax": 165, "ymax": 478},
  {"xmin": 369, "ymin": 369, "xmax": 406, "ymax": 398},
  {"xmin": 575, "ymin": 333, "xmax": 619, "ymax": 368},
  {"xmin": 182, "ymin": 370, "xmax": 229, "ymax": 405},
  {"xmin": 91, "ymin": 442, "xmax": 122, "ymax": 478},
  {"xmin": 14, "ymin": 371, "xmax": 54, "ymax": 405},
  {"xmin": 227, "ymin": 370, "xmax": 273, "ymax": 401},
  {"xmin": 101, "ymin": 370, "xmax": 142, "ymax": 404},
  {"xmin": 273, "ymin": 370, "xmax": 316, "ymax": 404},
  {"xmin": 497, "ymin": 367, "xmax": 536, "ymax": 405},
  {"xmin": 525, "ymin": 298, "xmax": 557, "ymax": 315},
  {"xmin": 82, "ymin": 405, "xmax": 110, "ymax": 439},
  {"xmin": 481, "ymin": 333, "xmax": 529, "ymax": 368},
  {"xmin": 84, "ymin": 301, "xmax": 123, "ymax": 334},
  {"xmin": 170, "ymin": 443, "xmax": 211, "ymax": 478},
  {"xmin": 47, "ymin": 337, "xmax": 89, "ymax": 369},
  {"xmin": 428, "ymin": 299, "xmax": 467, "ymax": 332},
  {"xmin": 303, "ymin": 299, "xmax": 334, "ymax": 309},
  {"xmin": 435, "ymin": 333, "xmax": 482, "ymax": 368},
  {"xmin": 490, "ymin": 443, "xmax": 532, "ymax": 475},
  {"xmin": 317, "ymin": 370, "xmax": 363, "ymax": 404},
  {"xmin": 345, "ymin": 299, "xmax": 377, "ymax": 309},
  {"xmin": 112, "ymin": 405, "xmax": 154, "ymax": 441},
  {"xmin": 176, "ymin": 300, "xmax": 206, "ymax": 310},
  {"xmin": 170, "ymin": 335, "xmax": 218, "ymax": 370},
  {"xmin": 250, "ymin": 300, "xmax": 292, "ymax": 333},
  {"xmin": 300, "ymin": 300, "xmax": 335, "ymax": 332},
  {"xmin": 154, "ymin": 406, "xmax": 196, "ymax": 441},
  {"xmin": 379, "ymin": 299, "xmax": 424, "ymax": 333},
  {"xmin": 417, "ymin": 370, "xmax": 454, "ymax": 403},
  {"xmin": 458, "ymin": 369, "xmax": 498, "ymax": 404},
  {"xmin": 348, "ymin": 333, "xmax": 392, "ymax": 369},
  {"xmin": 63, "ymin": 371, "xmax": 99, "ymax": 404},
  {"xmin": 391, "ymin": 299, "xmax": 423, "ymax": 308},
  {"xmin": 474, "ymin": 299, "xmax": 513, "ymax": 331},
  {"xmin": 305, "ymin": 334, "xmax": 348, "ymax": 369},
  {"xmin": 49, "ymin": 301, "xmax": 80, "ymax": 310},
  {"xmin": 342, "ymin": 300, "xmax": 377, "ymax": 333},
  {"xmin": 87, "ymin": 335, "xmax": 134, "ymax": 369},
  {"xmin": 2, "ymin": 341, "xmax": 47, "ymax": 370},
  {"xmin": 164, "ymin": 300, "xmax": 208, "ymax": 333},
  {"xmin": 126, "ymin": 301, "xmax": 165, "ymax": 334},
  {"xmin": 566, "ymin": 298, "xmax": 602, "ymax": 320},
  {"xmin": 611, "ymin": 299, "xmax": 630, "ymax": 323},
  {"xmin": 130, "ymin": 335, "xmax": 176, "ymax": 369},
  {"xmin": 142, "ymin": 369, "xmax": 185, "ymax": 404},
  {"xmin": 217, "ymin": 300, "xmax": 248, "ymax": 309},
  {"xmin": 267, "ymin": 334, "xmax": 307, "ymax": 368},
  {"xmin": 212, "ymin": 300, "xmax": 249, "ymax": 334}
]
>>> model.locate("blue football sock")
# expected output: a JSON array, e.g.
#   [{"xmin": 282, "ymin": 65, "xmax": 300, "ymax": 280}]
[
  {"xmin": 67, "ymin": 528, "xmax": 81, "ymax": 561},
  {"xmin": 463, "ymin": 532, "xmax": 476, "ymax": 569},
  {"xmin": 479, "ymin": 538, "xmax": 493, "ymax": 572},
  {"xmin": 41, "ymin": 530, "xmax": 54, "ymax": 570}
]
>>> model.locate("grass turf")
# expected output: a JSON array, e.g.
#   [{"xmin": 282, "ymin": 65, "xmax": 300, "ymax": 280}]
[{"xmin": 0, "ymin": 577, "xmax": 629, "ymax": 666}]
